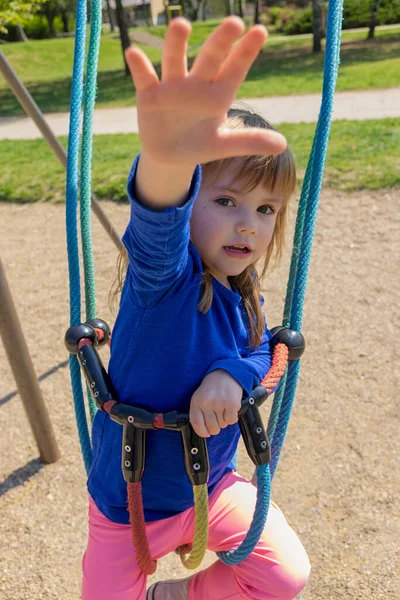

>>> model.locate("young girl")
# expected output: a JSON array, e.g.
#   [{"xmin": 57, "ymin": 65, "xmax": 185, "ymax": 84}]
[{"xmin": 83, "ymin": 16, "xmax": 310, "ymax": 600}]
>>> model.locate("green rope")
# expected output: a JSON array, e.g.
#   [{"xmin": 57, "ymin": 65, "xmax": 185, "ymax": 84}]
[{"xmin": 79, "ymin": 0, "xmax": 103, "ymax": 422}]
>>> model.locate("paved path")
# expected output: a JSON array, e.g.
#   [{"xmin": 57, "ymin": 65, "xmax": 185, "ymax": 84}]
[
  {"xmin": 131, "ymin": 23, "xmax": 400, "ymax": 49},
  {"xmin": 0, "ymin": 87, "xmax": 399, "ymax": 140}
]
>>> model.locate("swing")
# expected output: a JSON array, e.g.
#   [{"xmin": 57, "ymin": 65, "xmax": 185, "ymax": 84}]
[{"xmin": 64, "ymin": 0, "xmax": 344, "ymax": 576}]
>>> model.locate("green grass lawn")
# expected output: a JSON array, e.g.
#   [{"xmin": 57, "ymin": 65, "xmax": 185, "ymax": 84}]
[
  {"xmin": 0, "ymin": 26, "xmax": 399, "ymax": 117},
  {"xmin": 1, "ymin": 119, "xmax": 398, "ymax": 203}
]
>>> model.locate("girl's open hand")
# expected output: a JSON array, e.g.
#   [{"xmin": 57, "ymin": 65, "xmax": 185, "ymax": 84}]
[
  {"xmin": 125, "ymin": 17, "xmax": 286, "ymax": 169},
  {"xmin": 189, "ymin": 369, "xmax": 242, "ymax": 438}
]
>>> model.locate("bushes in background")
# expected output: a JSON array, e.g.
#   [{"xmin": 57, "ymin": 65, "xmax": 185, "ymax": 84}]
[{"xmin": 266, "ymin": 0, "xmax": 400, "ymax": 36}]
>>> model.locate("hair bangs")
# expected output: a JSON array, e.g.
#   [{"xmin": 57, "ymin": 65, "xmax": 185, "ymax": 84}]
[{"xmin": 202, "ymin": 107, "xmax": 296, "ymax": 205}]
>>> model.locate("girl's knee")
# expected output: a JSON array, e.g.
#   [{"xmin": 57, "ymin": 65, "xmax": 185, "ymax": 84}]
[
  {"xmin": 270, "ymin": 553, "xmax": 311, "ymax": 600},
  {"xmin": 241, "ymin": 543, "xmax": 311, "ymax": 600}
]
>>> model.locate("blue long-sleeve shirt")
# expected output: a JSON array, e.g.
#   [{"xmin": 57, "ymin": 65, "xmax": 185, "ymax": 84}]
[{"xmin": 87, "ymin": 156, "xmax": 273, "ymax": 523}]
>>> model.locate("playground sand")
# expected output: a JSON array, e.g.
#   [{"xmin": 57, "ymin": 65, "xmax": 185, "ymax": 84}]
[{"xmin": 0, "ymin": 188, "xmax": 399, "ymax": 599}]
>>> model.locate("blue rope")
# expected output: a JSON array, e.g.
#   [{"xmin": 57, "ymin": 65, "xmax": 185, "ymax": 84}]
[
  {"xmin": 80, "ymin": 0, "xmax": 101, "ymax": 326},
  {"xmin": 79, "ymin": 0, "xmax": 102, "ymax": 423},
  {"xmin": 218, "ymin": 0, "xmax": 344, "ymax": 565},
  {"xmin": 216, "ymin": 465, "xmax": 271, "ymax": 565},
  {"xmin": 65, "ymin": 0, "xmax": 92, "ymax": 474},
  {"xmin": 270, "ymin": 0, "xmax": 343, "ymax": 477}
]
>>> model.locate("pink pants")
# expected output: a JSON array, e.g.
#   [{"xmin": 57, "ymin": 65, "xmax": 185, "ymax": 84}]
[{"xmin": 82, "ymin": 471, "xmax": 310, "ymax": 600}]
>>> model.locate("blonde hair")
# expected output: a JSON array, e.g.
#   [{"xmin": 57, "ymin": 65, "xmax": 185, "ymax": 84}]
[{"xmin": 110, "ymin": 107, "xmax": 297, "ymax": 348}]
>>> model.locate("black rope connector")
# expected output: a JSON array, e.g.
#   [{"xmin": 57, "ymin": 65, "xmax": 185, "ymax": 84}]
[
  {"xmin": 86, "ymin": 318, "xmax": 111, "ymax": 348},
  {"xmin": 270, "ymin": 326, "xmax": 305, "ymax": 361},
  {"xmin": 64, "ymin": 323, "xmax": 97, "ymax": 354},
  {"xmin": 64, "ymin": 321, "xmax": 116, "ymax": 411}
]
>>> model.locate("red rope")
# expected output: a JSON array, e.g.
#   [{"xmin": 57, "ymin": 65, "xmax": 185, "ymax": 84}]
[
  {"xmin": 102, "ymin": 401, "xmax": 156, "ymax": 574},
  {"xmin": 103, "ymin": 399, "xmax": 117, "ymax": 414},
  {"xmin": 153, "ymin": 413, "xmax": 164, "ymax": 429},
  {"xmin": 128, "ymin": 482, "xmax": 157, "ymax": 574},
  {"xmin": 78, "ymin": 338, "xmax": 92, "ymax": 349}
]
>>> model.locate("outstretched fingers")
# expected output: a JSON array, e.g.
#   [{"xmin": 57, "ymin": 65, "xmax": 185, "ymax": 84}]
[
  {"xmin": 162, "ymin": 17, "xmax": 192, "ymax": 81},
  {"xmin": 189, "ymin": 16, "xmax": 245, "ymax": 82},
  {"xmin": 125, "ymin": 46, "xmax": 159, "ymax": 92},
  {"xmin": 215, "ymin": 25, "xmax": 268, "ymax": 94},
  {"xmin": 216, "ymin": 127, "xmax": 288, "ymax": 160}
]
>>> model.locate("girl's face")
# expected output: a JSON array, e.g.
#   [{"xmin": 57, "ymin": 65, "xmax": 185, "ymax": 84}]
[{"xmin": 190, "ymin": 161, "xmax": 282, "ymax": 289}]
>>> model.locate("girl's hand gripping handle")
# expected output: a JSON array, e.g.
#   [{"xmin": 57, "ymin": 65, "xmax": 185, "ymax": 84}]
[
  {"xmin": 190, "ymin": 369, "xmax": 243, "ymax": 438},
  {"xmin": 125, "ymin": 17, "xmax": 287, "ymax": 208}
]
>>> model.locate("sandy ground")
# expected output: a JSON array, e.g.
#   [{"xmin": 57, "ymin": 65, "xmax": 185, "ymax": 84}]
[{"xmin": 0, "ymin": 187, "xmax": 399, "ymax": 600}]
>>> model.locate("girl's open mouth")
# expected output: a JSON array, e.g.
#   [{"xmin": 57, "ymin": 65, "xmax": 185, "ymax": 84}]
[{"xmin": 223, "ymin": 246, "xmax": 252, "ymax": 258}]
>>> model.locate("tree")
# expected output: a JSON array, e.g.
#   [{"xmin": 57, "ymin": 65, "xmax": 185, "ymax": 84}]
[
  {"xmin": 198, "ymin": 0, "xmax": 208, "ymax": 21},
  {"xmin": 254, "ymin": 0, "xmax": 261, "ymax": 25},
  {"xmin": 114, "ymin": 0, "xmax": 131, "ymax": 76},
  {"xmin": 182, "ymin": 0, "xmax": 199, "ymax": 21},
  {"xmin": 367, "ymin": 0, "xmax": 380, "ymax": 40},
  {"xmin": 104, "ymin": 0, "xmax": 115, "ymax": 31},
  {"xmin": 0, "ymin": 0, "xmax": 46, "ymax": 38},
  {"xmin": 36, "ymin": 1, "xmax": 75, "ymax": 37},
  {"xmin": 42, "ymin": 0, "xmax": 58, "ymax": 36},
  {"xmin": 311, "ymin": 0, "xmax": 322, "ymax": 53}
]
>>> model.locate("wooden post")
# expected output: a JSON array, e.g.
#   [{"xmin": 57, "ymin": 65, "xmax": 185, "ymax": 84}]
[{"xmin": 0, "ymin": 259, "xmax": 61, "ymax": 464}]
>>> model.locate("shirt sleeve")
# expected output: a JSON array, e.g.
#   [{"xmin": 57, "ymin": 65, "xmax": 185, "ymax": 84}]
[
  {"xmin": 122, "ymin": 154, "xmax": 202, "ymax": 302},
  {"xmin": 203, "ymin": 325, "xmax": 273, "ymax": 397}
]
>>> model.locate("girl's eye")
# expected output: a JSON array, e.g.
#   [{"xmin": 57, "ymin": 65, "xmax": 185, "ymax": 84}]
[
  {"xmin": 258, "ymin": 205, "xmax": 274, "ymax": 215},
  {"xmin": 215, "ymin": 197, "xmax": 234, "ymax": 207}
]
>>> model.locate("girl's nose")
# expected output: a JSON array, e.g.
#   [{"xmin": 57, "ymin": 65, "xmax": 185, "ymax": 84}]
[{"xmin": 235, "ymin": 219, "xmax": 257, "ymax": 235}]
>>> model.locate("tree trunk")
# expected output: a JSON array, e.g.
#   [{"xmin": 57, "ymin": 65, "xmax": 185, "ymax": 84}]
[
  {"xmin": 105, "ymin": 0, "xmax": 115, "ymax": 31},
  {"xmin": 199, "ymin": 0, "xmax": 208, "ymax": 21},
  {"xmin": 367, "ymin": 0, "xmax": 380, "ymax": 40},
  {"xmin": 45, "ymin": 11, "xmax": 56, "ymax": 37},
  {"xmin": 312, "ymin": 0, "xmax": 322, "ymax": 53},
  {"xmin": 87, "ymin": 0, "xmax": 91, "ymax": 24},
  {"xmin": 188, "ymin": 0, "xmax": 199, "ymax": 21},
  {"xmin": 163, "ymin": 0, "xmax": 169, "ymax": 23},
  {"xmin": 237, "ymin": 0, "xmax": 243, "ymax": 19},
  {"xmin": 43, "ymin": 3, "xmax": 57, "ymax": 37},
  {"xmin": 61, "ymin": 10, "xmax": 69, "ymax": 33},
  {"xmin": 16, "ymin": 25, "xmax": 29, "ymax": 42},
  {"xmin": 254, "ymin": 0, "xmax": 260, "ymax": 25},
  {"xmin": 114, "ymin": 0, "xmax": 131, "ymax": 75}
]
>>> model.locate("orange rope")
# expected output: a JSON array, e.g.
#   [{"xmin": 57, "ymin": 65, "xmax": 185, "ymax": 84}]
[
  {"xmin": 93, "ymin": 327, "xmax": 104, "ymax": 341},
  {"xmin": 260, "ymin": 343, "xmax": 289, "ymax": 394}
]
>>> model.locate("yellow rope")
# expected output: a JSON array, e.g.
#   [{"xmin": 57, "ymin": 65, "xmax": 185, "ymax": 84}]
[{"xmin": 177, "ymin": 484, "xmax": 209, "ymax": 569}]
